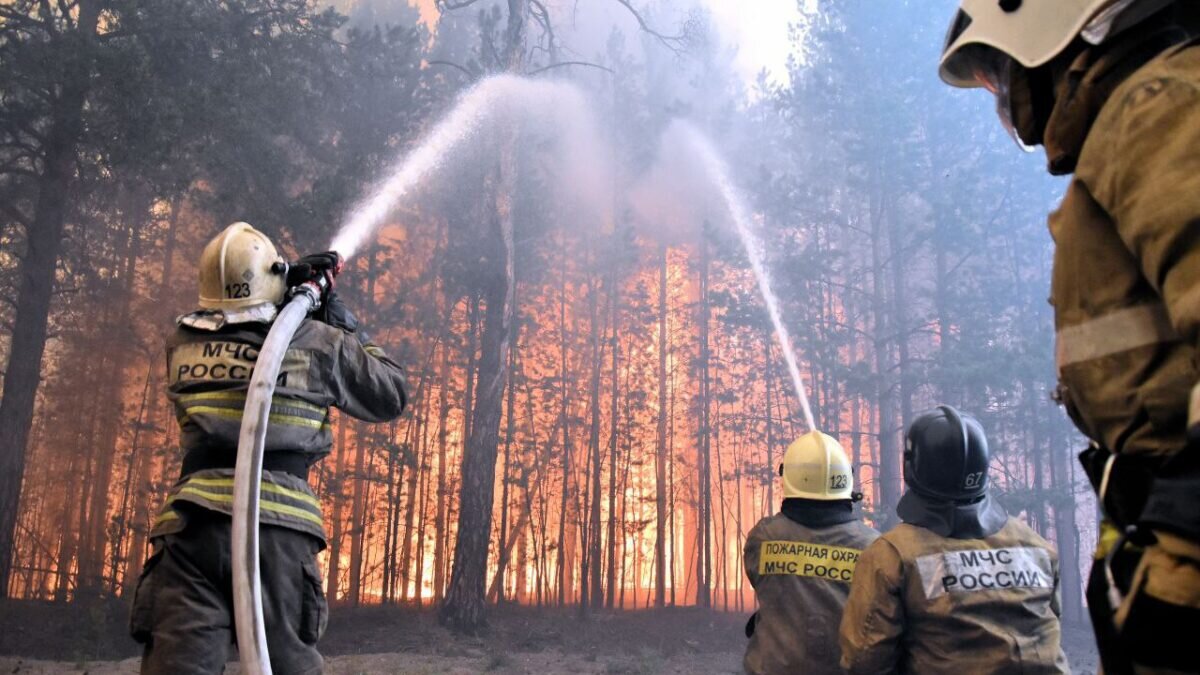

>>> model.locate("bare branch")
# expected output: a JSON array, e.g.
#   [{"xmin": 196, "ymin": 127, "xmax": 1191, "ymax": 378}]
[
  {"xmin": 436, "ymin": 0, "xmax": 484, "ymax": 10},
  {"xmin": 529, "ymin": 0, "xmax": 556, "ymax": 61},
  {"xmin": 611, "ymin": 0, "xmax": 685, "ymax": 54},
  {"xmin": 526, "ymin": 61, "xmax": 613, "ymax": 77},
  {"xmin": 426, "ymin": 59, "xmax": 476, "ymax": 79}
]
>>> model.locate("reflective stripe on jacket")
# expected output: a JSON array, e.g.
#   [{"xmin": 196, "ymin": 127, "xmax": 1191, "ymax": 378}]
[
  {"xmin": 839, "ymin": 518, "xmax": 1068, "ymax": 675},
  {"xmin": 152, "ymin": 469, "xmax": 326, "ymax": 541},
  {"xmin": 152, "ymin": 315, "xmax": 407, "ymax": 542},
  {"xmin": 1049, "ymin": 42, "xmax": 1200, "ymax": 458},
  {"xmin": 743, "ymin": 512, "xmax": 879, "ymax": 675}
]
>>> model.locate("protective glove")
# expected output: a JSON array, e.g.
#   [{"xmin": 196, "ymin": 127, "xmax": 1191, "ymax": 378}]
[{"xmin": 284, "ymin": 251, "xmax": 343, "ymax": 293}]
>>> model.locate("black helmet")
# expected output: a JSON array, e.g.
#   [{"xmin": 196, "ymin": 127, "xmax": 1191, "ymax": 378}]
[{"xmin": 904, "ymin": 405, "xmax": 990, "ymax": 502}]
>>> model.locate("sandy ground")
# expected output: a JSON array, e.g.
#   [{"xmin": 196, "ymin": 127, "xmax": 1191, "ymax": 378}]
[{"xmin": 0, "ymin": 649, "xmax": 743, "ymax": 674}]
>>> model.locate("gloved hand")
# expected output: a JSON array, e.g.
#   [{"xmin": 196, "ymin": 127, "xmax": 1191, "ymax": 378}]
[
  {"xmin": 284, "ymin": 251, "xmax": 343, "ymax": 292},
  {"xmin": 315, "ymin": 290, "xmax": 359, "ymax": 334}
]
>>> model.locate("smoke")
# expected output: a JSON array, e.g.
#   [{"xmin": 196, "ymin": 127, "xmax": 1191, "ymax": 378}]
[{"xmin": 628, "ymin": 121, "xmax": 731, "ymax": 245}]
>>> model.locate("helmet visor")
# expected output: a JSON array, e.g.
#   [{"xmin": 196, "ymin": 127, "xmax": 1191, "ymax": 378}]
[{"xmin": 945, "ymin": 43, "xmax": 1034, "ymax": 152}]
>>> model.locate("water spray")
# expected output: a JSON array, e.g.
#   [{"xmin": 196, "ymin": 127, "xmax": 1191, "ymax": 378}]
[
  {"xmin": 673, "ymin": 121, "xmax": 818, "ymax": 432},
  {"xmin": 234, "ymin": 74, "xmax": 603, "ymax": 673},
  {"xmin": 331, "ymin": 74, "xmax": 604, "ymax": 260}
]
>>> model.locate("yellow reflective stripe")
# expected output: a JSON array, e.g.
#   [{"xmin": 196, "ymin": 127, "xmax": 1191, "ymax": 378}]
[
  {"xmin": 183, "ymin": 406, "xmax": 326, "ymax": 431},
  {"xmin": 178, "ymin": 391, "xmax": 247, "ymax": 404},
  {"xmin": 261, "ymin": 500, "xmax": 324, "ymax": 527},
  {"xmin": 172, "ymin": 487, "xmax": 323, "ymax": 528},
  {"xmin": 185, "ymin": 476, "xmax": 321, "ymax": 509},
  {"xmin": 154, "ymin": 509, "xmax": 180, "ymax": 526},
  {"xmin": 1096, "ymin": 520, "xmax": 1123, "ymax": 561},
  {"xmin": 179, "ymin": 391, "xmax": 327, "ymax": 415}
]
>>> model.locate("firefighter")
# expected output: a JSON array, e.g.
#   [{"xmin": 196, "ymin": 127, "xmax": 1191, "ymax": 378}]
[
  {"xmin": 839, "ymin": 406, "xmax": 1068, "ymax": 674},
  {"xmin": 938, "ymin": 1, "xmax": 1200, "ymax": 671},
  {"xmin": 128, "ymin": 223, "xmax": 407, "ymax": 674},
  {"xmin": 742, "ymin": 431, "xmax": 879, "ymax": 675}
]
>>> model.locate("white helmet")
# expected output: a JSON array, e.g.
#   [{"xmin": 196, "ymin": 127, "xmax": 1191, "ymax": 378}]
[
  {"xmin": 780, "ymin": 431, "xmax": 855, "ymax": 501},
  {"xmin": 198, "ymin": 222, "xmax": 287, "ymax": 311},
  {"xmin": 939, "ymin": 0, "xmax": 1116, "ymax": 89},
  {"xmin": 939, "ymin": 0, "xmax": 1171, "ymax": 143}
]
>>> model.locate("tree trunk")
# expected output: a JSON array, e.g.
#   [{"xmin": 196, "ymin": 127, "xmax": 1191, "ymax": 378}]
[
  {"xmin": 0, "ymin": 0, "xmax": 102, "ymax": 595},
  {"xmin": 869, "ymin": 175, "xmax": 901, "ymax": 524},
  {"xmin": 585, "ymin": 271, "xmax": 604, "ymax": 611},
  {"xmin": 654, "ymin": 245, "xmax": 669, "ymax": 608},
  {"xmin": 555, "ymin": 246, "xmax": 572, "ymax": 607},
  {"xmin": 439, "ymin": 151, "xmax": 516, "ymax": 633},
  {"xmin": 326, "ymin": 421, "xmax": 349, "ymax": 603},
  {"xmin": 696, "ymin": 224, "xmax": 712, "ymax": 608},
  {"xmin": 80, "ymin": 196, "xmax": 146, "ymax": 595},
  {"xmin": 123, "ymin": 200, "xmax": 180, "ymax": 598},
  {"xmin": 493, "ymin": 294, "xmax": 520, "ymax": 603},
  {"xmin": 433, "ymin": 334, "xmax": 453, "ymax": 601},
  {"xmin": 605, "ymin": 263, "xmax": 620, "ymax": 610}
]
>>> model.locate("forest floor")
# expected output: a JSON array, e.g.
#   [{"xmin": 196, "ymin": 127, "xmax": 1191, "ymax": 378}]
[{"xmin": 0, "ymin": 599, "xmax": 1100, "ymax": 674}]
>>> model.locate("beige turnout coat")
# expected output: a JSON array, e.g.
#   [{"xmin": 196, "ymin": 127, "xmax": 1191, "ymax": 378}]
[
  {"xmin": 743, "ymin": 511, "xmax": 879, "ymax": 675},
  {"xmin": 839, "ymin": 517, "xmax": 1068, "ymax": 674}
]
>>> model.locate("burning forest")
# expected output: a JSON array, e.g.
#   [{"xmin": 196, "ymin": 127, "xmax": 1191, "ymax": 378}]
[{"xmin": 10, "ymin": 0, "xmax": 1181, "ymax": 673}]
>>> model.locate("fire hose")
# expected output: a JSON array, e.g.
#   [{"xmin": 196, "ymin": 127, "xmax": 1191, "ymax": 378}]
[{"xmin": 232, "ymin": 258, "xmax": 337, "ymax": 675}]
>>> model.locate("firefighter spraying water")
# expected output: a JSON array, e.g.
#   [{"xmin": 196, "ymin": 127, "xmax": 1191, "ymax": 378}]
[
  {"xmin": 132, "ymin": 224, "xmax": 407, "ymax": 674},
  {"xmin": 180, "ymin": 70, "xmax": 828, "ymax": 674}
]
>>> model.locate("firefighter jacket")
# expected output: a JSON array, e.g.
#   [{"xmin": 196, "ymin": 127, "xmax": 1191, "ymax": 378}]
[
  {"xmin": 150, "ymin": 309, "xmax": 408, "ymax": 543},
  {"xmin": 1043, "ymin": 13, "xmax": 1200, "ymax": 670},
  {"xmin": 839, "ymin": 516, "xmax": 1069, "ymax": 675},
  {"xmin": 743, "ymin": 500, "xmax": 880, "ymax": 675},
  {"xmin": 1046, "ymin": 24, "xmax": 1200, "ymax": 470}
]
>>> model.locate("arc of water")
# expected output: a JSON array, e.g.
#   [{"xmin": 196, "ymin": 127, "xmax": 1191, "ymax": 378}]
[
  {"xmin": 674, "ymin": 122, "xmax": 817, "ymax": 432},
  {"xmin": 331, "ymin": 74, "xmax": 603, "ymax": 262}
]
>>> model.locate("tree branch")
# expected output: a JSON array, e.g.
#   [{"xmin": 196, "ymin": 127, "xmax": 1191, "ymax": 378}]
[
  {"xmin": 529, "ymin": 0, "xmax": 556, "ymax": 61},
  {"xmin": 427, "ymin": 59, "xmax": 476, "ymax": 79},
  {"xmin": 526, "ymin": 60, "xmax": 613, "ymax": 76},
  {"xmin": 611, "ymin": 0, "xmax": 685, "ymax": 54},
  {"xmin": 436, "ymin": 0, "xmax": 484, "ymax": 10}
]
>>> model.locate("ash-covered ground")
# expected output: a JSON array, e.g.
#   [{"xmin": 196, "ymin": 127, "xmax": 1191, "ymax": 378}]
[{"xmin": 0, "ymin": 601, "xmax": 1099, "ymax": 674}]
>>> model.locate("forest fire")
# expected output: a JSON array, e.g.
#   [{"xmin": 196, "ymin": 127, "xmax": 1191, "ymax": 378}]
[{"xmin": 17, "ymin": 0, "xmax": 1197, "ymax": 673}]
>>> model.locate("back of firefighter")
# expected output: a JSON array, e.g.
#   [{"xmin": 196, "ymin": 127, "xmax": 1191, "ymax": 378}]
[
  {"xmin": 937, "ymin": 2, "xmax": 1200, "ymax": 672},
  {"xmin": 743, "ymin": 431, "xmax": 880, "ymax": 675},
  {"xmin": 839, "ymin": 407, "xmax": 1068, "ymax": 675},
  {"xmin": 129, "ymin": 223, "xmax": 408, "ymax": 675}
]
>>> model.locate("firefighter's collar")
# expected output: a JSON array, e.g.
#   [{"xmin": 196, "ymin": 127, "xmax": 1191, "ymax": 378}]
[
  {"xmin": 178, "ymin": 303, "xmax": 279, "ymax": 331},
  {"xmin": 781, "ymin": 498, "xmax": 858, "ymax": 529},
  {"xmin": 897, "ymin": 489, "xmax": 1008, "ymax": 540}
]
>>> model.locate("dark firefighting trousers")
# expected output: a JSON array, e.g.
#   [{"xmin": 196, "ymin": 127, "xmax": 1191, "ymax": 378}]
[{"xmin": 129, "ymin": 507, "xmax": 328, "ymax": 675}]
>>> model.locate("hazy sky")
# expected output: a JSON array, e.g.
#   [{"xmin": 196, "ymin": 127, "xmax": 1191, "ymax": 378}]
[
  {"xmin": 395, "ymin": 0, "xmax": 805, "ymax": 87},
  {"xmin": 702, "ymin": 0, "xmax": 804, "ymax": 85}
]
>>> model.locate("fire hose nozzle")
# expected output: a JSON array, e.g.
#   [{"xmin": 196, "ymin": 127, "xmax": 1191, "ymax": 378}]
[{"xmin": 291, "ymin": 279, "xmax": 325, "ymax": 308}]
